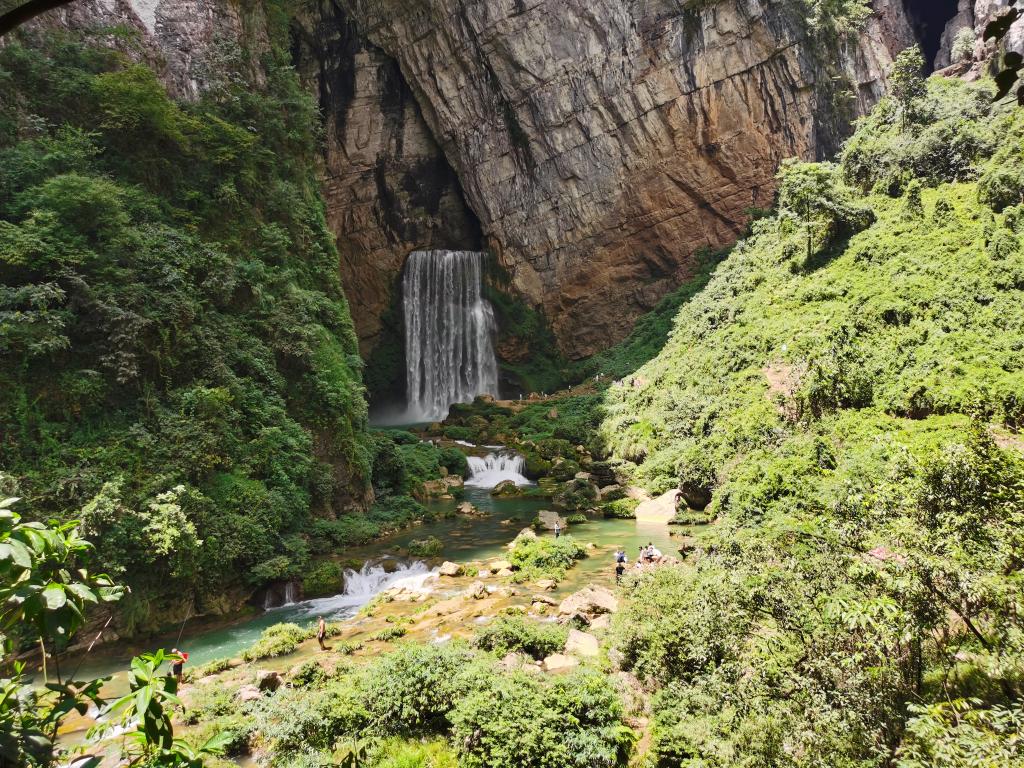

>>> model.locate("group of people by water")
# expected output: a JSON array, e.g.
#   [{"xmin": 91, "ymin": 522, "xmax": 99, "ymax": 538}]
[{"xmin": 613, "ymin": 542, "xmax": 665, "ymax": 582}]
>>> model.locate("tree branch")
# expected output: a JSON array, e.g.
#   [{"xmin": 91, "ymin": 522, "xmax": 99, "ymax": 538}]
[{"xmin": 0, "ymin": 0, "xmax": 78, "ymax": 37}]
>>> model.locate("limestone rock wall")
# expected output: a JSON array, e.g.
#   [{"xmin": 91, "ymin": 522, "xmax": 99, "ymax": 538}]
[
  {"xmin": 337, "ymin": 0, "xmax": 909, "ymax": 358},
  {"xmin": 291, "ymin": 0, "xmax": 481, "ymax": 353}
]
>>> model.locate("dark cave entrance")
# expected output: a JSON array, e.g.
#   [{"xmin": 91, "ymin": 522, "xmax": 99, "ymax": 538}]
[{"xmin": 903, "ymin": 0, "xmax": 962, "ymax": 70}]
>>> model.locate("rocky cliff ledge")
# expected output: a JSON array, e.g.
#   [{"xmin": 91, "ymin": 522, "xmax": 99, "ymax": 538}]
[{"xmin": 335, "ymin": 0, "xmax": 911, "ymax": 358}]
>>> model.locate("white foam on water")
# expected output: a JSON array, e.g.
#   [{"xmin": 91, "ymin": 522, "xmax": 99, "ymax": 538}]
[
  {"xmin": 465, "ymin": 452, "xmax": 531, "ymax": 488},
  {"xmin": 271, "ymin": 561, "xmax": 437, "ymax": 621}
]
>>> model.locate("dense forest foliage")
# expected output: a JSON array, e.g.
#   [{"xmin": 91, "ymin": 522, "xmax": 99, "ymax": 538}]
[
  {"xmin": 599, "ymin": 74, "xmax": 1024, "ymax": 764},
  {"xmin": 0, "ymin": 16, "xmax": 375, "ymax": 632}
]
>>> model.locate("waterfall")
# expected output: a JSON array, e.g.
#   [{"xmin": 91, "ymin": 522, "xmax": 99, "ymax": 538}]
[
  {"xmin": 403, "ymin": 250, "xmax": 499, "ymax": 422},
  {"xmin": 465, "ymin": 452, "xmax": 531, "ymax": 488},
  {"xmin": 277, "ymin": 561, "xmax": 437, "ymax": 620}
]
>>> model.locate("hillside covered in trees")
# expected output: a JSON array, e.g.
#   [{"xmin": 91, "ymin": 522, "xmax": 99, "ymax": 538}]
[{"xmin": 1, "ymin": 1, "xmax": 1024, "ymax": 767}]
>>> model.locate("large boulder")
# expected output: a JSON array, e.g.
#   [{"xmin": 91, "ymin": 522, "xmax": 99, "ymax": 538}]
[
  {"xmin": 537, "ymin": 510, "xmax": 568, "ymax": 531},
  {"xmin": 635, "ymin": 489, "xmax": 681, "ymax": 523},
  {"xmin": 486, "ymin": 559, "xmax": 514, "ymax": 573},
  {"xmin": 542, "ymin": 653, "xmax": 580, "ymax": 673},
  {"xmin": 535, "ymin": 578, "xmax": 558, "ymax": 591},
  {"xmin": 236, "ymin": 684, "xmax": 263, "ymax": 703},
  {"xmin": 565, "ymin": 629, "xmax": 600, "ymax": 657},
  {"xmin": 558, "ymin": 585, "xmax": 619, "ymax": 617},
  {"xmin": 255, "ymin": 670, "xmax": 283, "ymax": 692},
  {"xmin": 492, "ymin": 479, "xmax": 523, "ymax": 497},
  {"xmin": 438, "ymin": 561, "xmax": 464, "ymax": 577}
]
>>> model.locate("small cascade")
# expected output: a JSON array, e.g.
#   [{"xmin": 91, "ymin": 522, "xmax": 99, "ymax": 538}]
[
  {"xmin": 403, "ymin": 250, "xmax": 499, "ymax": 422},
  {"xmin": 465, "ymin": 452, "xmax": 531, "ymax": 488},
  {"xmin": 280, "ymin": 560, "xmax": 436, "ymax": 620},
  {"xmin": 262, "ymin": 580, "xmax": 299, "ymax": 610},
  {"xmin": 282, "ymin": 582, "xmax": 297, "ymax": 606}
]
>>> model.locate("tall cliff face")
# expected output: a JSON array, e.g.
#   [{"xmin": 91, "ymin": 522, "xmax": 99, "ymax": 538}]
[
  {"xmin": 334, "ymin": 0, "xmax": 911, "ymax": 359},
  {"xmin": 290, "ymin": 0, "xmax": 481, "ymax": 355}
]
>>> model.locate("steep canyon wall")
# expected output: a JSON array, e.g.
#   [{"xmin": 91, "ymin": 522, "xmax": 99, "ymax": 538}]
[{"xmin": 19, "ymin": 0, "xmax": 1024, "ymax": 361}]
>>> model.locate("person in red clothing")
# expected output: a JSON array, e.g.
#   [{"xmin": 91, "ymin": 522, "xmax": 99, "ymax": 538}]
[{"xmin": 170, "ymin": 648, "xmax": 189, "ymax": 684}]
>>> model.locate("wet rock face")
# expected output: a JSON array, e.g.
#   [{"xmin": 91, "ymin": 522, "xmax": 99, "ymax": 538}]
[
  {"xmin": 291, "ymin": 0, "xmax": 482, "ymax": 352},
  {"xmin": 337, "ymin": 0, "xmax": 905, "ymax": 358}
]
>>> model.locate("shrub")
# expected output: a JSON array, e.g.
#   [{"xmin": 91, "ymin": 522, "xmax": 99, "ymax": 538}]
[
  {"xmin": 450, "ymin": 668, "xmax": 631, "ymax": 768},
  {"xmin": 407, "ymin": 536, "xmax": 443, "ymax": 558},
  {"xmin": 473, "ymin": 617, "xmax": 569, "ymax": 660},
  {"xmin": 507, "ymin": 533, "xmax": 586, "ymax": 579},
  {"xmin": 369, "ymin": 739, "xmax": 459, "ymax": 768},
  {"xmin": 290, "ymin": 659, "xmax": 329, "ymax": 688},
  {"xmin": 360, "ymin": 644, "xmax": 479, "ymax": 736},
  {"xmin": 242, "ymin": 623, "xmax": 309, "ymax": 661},
  {"xmin": 371, "ymin": 626, "xmax": 408, "ymax": 642},
  {"xmin": 182, "ymin": 682, "xmax": 241, "ymax": 725},
  {"xmin": 306, "ymin": 517, "xmax": 380, "ymax": 553},
  {"xmin": 369, "ymin": 496, "xmax": 429, "ymax": 531},
  {"xmin": 251, "ymin": 680, "xmax": 367, "ymax": 758},
  {"xmin": 601, "ymin": 498, "xmax": 639, "ymax": 519},
  {"xmin": 302, "ymin": 560, "xmax": 343, "ymax": 596},
  {"xmin": 612, "ymin": 567, "xmax": 750, "ymax": 685}
]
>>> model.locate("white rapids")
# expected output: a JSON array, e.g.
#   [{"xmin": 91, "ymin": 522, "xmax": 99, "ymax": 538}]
[
  {"xmin": 465, "ymin": 452, "xmax": 531, "ymax": 488},
  {"xmin": 270, "ymin": 561, "xmax": 437, "ymax": 621}
]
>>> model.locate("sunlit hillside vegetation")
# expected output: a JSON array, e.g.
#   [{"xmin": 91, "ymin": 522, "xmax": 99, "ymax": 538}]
[
  {"xmin": 599, "ymin": 76, "xmax": 1024, "ymax": 764},
  {"xmin": 0, "ymin": 20, "xmax": 373, "ymax": 630}
]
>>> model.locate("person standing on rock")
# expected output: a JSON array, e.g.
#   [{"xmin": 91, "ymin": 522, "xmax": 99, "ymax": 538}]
[
  {"xmin": 170, "ymin": 648, "xmax": 188, "ymax": 684},
  {"xmin": 554, "ymin": 520, "xmax": 561, "ymax": 539},
  {"xmin": 614, "ymin": 549, "xmax": 628, "ymax": 583},
  {"xmin": 316, "ymin": 616, "xmax": 328, "ymax": 651}
]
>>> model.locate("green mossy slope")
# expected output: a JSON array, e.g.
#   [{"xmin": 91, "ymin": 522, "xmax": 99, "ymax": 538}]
[
  {"xmin": 0, "ymin": 19, "xmax": 371, "ymax": 630},
  {"xmin": 599, "ymin": 77, "xmax": 1024, "ymax": 764}
]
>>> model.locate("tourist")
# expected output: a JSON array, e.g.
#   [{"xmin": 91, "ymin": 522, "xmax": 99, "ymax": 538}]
[
  {"xmin": 170, "ymin": 647, "xmax": 188, "ymax": 684},
  {"xmin": 317, "ymin": 616, "xmax": 328, "ymax": 651},
  {"xmin": 614, "ymin": 549, "xmax": 627, "ymax": 583},
  {"xmin": 554, "ymin": 521, "xmax": 561, "ymax": 539}
]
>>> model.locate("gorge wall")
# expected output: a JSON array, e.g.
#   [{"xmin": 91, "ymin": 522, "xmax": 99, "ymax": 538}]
[
  {"xmin": 21, "ymin": 0, "xmax": 1024, "ymax": 362},
  {"xmin": 328, "ymin": 0, "xmax": 912, "ymax": 359}
]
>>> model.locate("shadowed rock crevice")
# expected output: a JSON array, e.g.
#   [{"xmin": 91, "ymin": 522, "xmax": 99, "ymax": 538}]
[
  {"xmin": 337, "ymin": 0, "xmax": 907, "ymax": 359},
  {"xmin": 291, "ymin": 0, "xmax": 483, "ymax": 355}
]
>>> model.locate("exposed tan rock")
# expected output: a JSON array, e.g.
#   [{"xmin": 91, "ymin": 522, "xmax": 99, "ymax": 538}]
[
  {"xmin": 535, "ymin": 579, "xmax": 558, "ymax": 591},
  {"xmin": 635, "ymin": 490, "xmax": 681, "ymax": 523},
  {"xmin": 542, "ymin": 653, "xmax": 580, "ymax": 673},
  {"xmin": 336, "ymin": 0, "xmax": 912, "ymax": 357},
  {"xmin": 565, "ymin": 629, "xmax": 600, "ymax": 657},
  {"xmin": 438, "ymin": 561, "xmax": 464, "ymax": 577},
  {"xmin": 255, "ymin": 670, "xmax": 283, "ymax": 692},
  {"xmin": 236, "ymin": 684, "xmax": 262, "ymax": 703},
  {"xmin": 558, "ymin": 586, "xmax": 619, "ymax": 617}
]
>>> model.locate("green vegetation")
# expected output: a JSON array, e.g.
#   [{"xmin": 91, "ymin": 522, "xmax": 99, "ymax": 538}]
[
  {"xmin": 0, "ymin": 19, "xmax": 371, "ymax": 630},
  {"xmin": 507, "ymin": 531, "xmax": 586, "ymax": 580},
  {"xmin": 0, "ymin": 501, "xmax": 229, "ymax": 766},
  {"xmin": 473, "ymin": 616, "xmax": 568, "ymax": 660},
  {"xmin": 242, "ymin": 623, "xmax": 309, "ymax": 662},
  {"xmin": 598, "ymin": 76, "xmax": 1024, "ymax": 765}
]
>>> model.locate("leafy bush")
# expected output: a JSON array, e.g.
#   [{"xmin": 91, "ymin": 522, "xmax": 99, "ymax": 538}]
[
  {"xmin": 450, "ymin": 668, "xmax": 631, "ymax": 768},
  {"xmin": 306, "ymin": 517, "xmax": 381, "ymax": 553},
  {"xmin": 369, "ymin": 496, "xmax": 429, "ymax": 531},
  {"xmin": 251, "ymin": 680, "xmax": 367, "ymax": 758},
  {"xmin": 601, "ymin": 498, "xmax": 639, "ymax": 519},
  {"xmin": 302, "ymin": 560, "xmax": 343, "ymax": 596},
  {"xmin": 507, "ymin": 533, "xmax": 586, "ymax": 579},
  {"xmin": 368, "ymin": 738, "xmax": 458, "ymax": 768},
  {"xmin": 360, "ymin": 644, "xmax": 479, "ymax": 736},
  {"xmin": 371, "ymin": 626, "xmax": 408, "ymax": 642},
  {"xmin": 182, "ymin": 682, "xmax": 242, "ymax": 725},
  {"xmin": 242, "ymin": 623, "xmax": 309, "ymax": 662},
  {"xmin": 473, "ymin": 616, "xmax": 568, "ymax": 660},
  {"xmin": 407, "ymin": 536, "xmax": 443, "ymax": 558}
]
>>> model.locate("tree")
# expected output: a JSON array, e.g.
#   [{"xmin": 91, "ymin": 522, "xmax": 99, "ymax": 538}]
[
  {"xmin": 890, "ymin": 46, "xmax": 927, "ymax": 129},
  {"xmin": 0, "ymin": 494, "xmax": 122, "ymax": 766}
]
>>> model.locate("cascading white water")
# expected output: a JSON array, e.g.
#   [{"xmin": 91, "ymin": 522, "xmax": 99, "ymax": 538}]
[
  {"xmin": 280, "ymin": 560, "xmax": 436, "ymax": 620},
  {"xmin": 403, "ymin": 250, "xmax": 499, "ymax": 422},
  {"xmin": 465, "ymin": 452, "xmax": 531, "ymax": 488}
]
